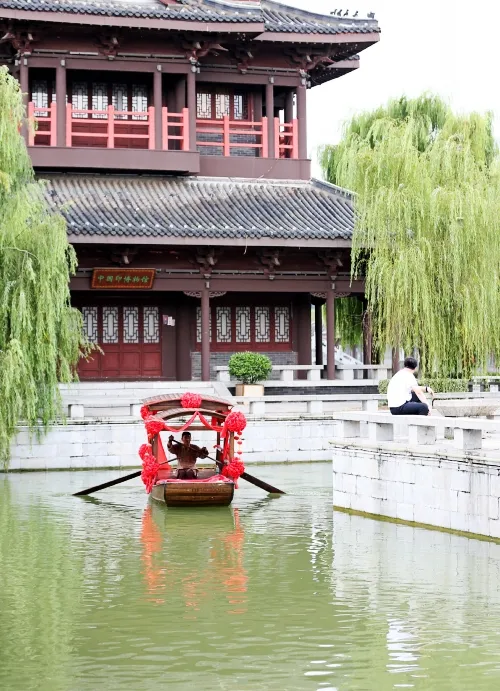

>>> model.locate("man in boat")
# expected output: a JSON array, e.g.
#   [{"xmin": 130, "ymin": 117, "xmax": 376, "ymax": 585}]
[{"xmin": 167, "ymin": 432, "xmax": 209, "ymax": 479}]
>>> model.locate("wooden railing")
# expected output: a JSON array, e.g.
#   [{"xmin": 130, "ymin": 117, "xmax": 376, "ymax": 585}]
[
  {"xmin": 275, "ymin": 119, "xmax": 298, "ymax": 159},
  {"xmin": 162, "ymin": 107, "xmax": 189, "ymax": 151},
  {"xmin": 196, "ymin": 116, "xmax": 268, "ymax": 157},
  {"xmin": 28, "ymin": 102, "xmax": 57, "ymax": 146},
  {"xmin": 66, "ymin": 104, "xmax": 156, "ymax": 149}
]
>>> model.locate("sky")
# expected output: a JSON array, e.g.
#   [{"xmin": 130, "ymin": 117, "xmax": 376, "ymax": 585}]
[{"xmin": 284, "ymin": 0, "xmax": 500, "ymax": 177}]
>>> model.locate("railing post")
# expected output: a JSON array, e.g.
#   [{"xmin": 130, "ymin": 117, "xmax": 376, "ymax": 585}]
[
  {"xmin": 182, "ymin": 107, "xmax": 189, "ymax": 151},
  {"xmin": 274, "ymin": 117, "xmax": 280, "ymax": 158},
  {"xmin": 223, "ymin": 116, "xmax": 230, "ymax": 157},
  {"xmin": 65, "ymin": 103, "xmax": 72, "ymax": 147},
  {"xmin": 107, "ymin": 105, "xmax": 115, "ymax": 148},
  {"xmin": 292, "ymin": 118, "xmax": 299, "ymax": 159},
  {"xmin": 148, "ymin": 106, "xmax": 155, "ymax": 150},
  {"xmin": 162, "ymin": 107, "xmax": 168, "ymax": 151},
  {"xmin": 50, "ymin": 102, "xmax": 57, "ymax": 146},
  {"xmin": 261, "ymin": 116, "xmax": 268, "ymax": 158},
  {"xmin": 27, "ymin": 102, "xmax": 35, "ymax": 146}
]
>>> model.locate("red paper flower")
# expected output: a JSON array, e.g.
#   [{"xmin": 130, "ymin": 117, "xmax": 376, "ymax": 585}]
[
  {"xmin": 138, "ymin": 443, "xmax": 153, "ymax": 461},
  {"xmin": 222, "ymin": 459, "xmax": 245, "ymax": 488},
  {"xmin": 141, "ymin": 452, "xmax": 160, "ymax": 494},
  {"xmin": 140, "ymin": 405, "xmax": 151, "ymax": 420},
  {"xmin": 181, "ymin": 392, "xmax": 202, "ymax": 409},
  {"xmin": 145, "ymin": 417, "xmax": 165, "ymax": 439},
  {"xmin": 225, "ymin": 410, "xmax": 247, "ymax": 434}
]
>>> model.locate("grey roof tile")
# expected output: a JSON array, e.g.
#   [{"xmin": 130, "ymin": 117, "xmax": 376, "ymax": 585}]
[
  {"xmin": 0, "ymin": 0, "xmax": 380, "ymax": 35},
  {"xmin": 40, "ymin": 174, "xmax": 354, "ymax": 242}
]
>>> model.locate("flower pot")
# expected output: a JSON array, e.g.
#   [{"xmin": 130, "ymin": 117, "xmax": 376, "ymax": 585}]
[{"xmin": 235, "ymin": 384, "xmax": 264, "ymax": 396}]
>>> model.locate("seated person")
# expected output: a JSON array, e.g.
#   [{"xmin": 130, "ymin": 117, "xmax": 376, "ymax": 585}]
[
  {"xmin": 388, "ymin": 356, "xmax": 434, "ymax": 416},
  {"xmin": 167, "ymin": 431, "xmax": 209, "ymax": 479}
]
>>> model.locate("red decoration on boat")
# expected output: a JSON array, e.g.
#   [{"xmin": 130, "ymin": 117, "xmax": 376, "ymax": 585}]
[
  {"xmin": 145, "ymin": 417, "xmax": 166, "ymax": 439},
  {"xmin": 140, "ymin": 405, "xmax": 151, "ymax": 420},
  {"xmin": 181, "ymin": 392, "xmax": 202, "ymax": 409},
  {"xmin": 225, "ymin": 410, "xmax": 247, "ymax": 434},
  {"xmin": 138, "ymin": 443, "xmax": 153, "ymax": 461},
  {"xmin": 222, "ymin": 459, "xmax": 245, "ymax": 488},
  {"xmin": 141, "ymin": 450, "xmax": 160, "ymax": 494}
]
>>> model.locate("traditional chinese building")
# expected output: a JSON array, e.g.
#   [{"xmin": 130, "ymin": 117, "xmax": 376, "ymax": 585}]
[{"xmin": 0, "ymin": 0, "xmax": 380, "ymax": 381}]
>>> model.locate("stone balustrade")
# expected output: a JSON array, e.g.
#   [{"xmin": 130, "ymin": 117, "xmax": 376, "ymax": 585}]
[
  {"xmin": 215, "ymin": 365, "xmax": 323, "ymax": 382},
  {"xmin": 237, "ymin": 395, "xmax": 381, "ymax": 415}
]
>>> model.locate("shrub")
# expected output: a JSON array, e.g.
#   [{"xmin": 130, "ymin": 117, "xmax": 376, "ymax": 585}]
[
  {"xmin": 378, "ymin": 378, "xmax": 469, "ymax": 394},
  {"xmin": 228, "ymin": 352, "xmax": 272, "ymax": 384}
]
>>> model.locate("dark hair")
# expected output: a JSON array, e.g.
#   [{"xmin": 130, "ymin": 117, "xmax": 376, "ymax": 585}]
[
  {"xmin": 181, "ymin": 431, "xmax": 191, "ymax": 438},
  {"xmin": 404, "ymin": 356, "xmax": 418, "ymax": 370}
]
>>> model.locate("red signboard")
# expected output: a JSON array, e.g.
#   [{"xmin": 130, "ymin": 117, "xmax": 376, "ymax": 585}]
[{"xmin": 91, "ymin": 268, "xmax": 155, "ymax": 290}]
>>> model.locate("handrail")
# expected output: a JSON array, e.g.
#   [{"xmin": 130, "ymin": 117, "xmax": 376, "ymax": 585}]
[
  {"xmin": 66, "ymin": 104, "xmax": 155, "ymax": 149},
  {"xmin": 161, "ymin": 107, "xmax": 189, "ymax": 151},
  {"xmin": 27, "ymin": 101, "xmax": 57, "ymax": 146},
  {"xmin": 274, "ymin": 118, "xmax": 298, "ymax": 159},
  {"xmin": 196, "ymin": 116, "xmax": 268, "ymax": 157}
]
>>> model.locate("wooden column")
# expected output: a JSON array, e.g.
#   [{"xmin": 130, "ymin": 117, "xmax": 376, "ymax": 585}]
[
  {"xmin": 19, "ymin": 58, "xmax": 29, "ymax": 141},
  {"xmin": 297, "ymin": 295, "xmax": 312, "ymax": 380},
  {"xmin": 326, "ymin": 289, "xmax": 335, "ymax": 380},
  {"xmin": 154, "ymin": 68, "xmax": 163, "ymax": 150},
  {"xmin": 175, "ymin": 77, "xmax": 186, "ymax": 111},
  {"xmin": 285, "ymin": 90, "xmax": 294, "ymax": 123},
  {"xmin": 266, "ymin": 80, "xmax": 274, "ymax": 157},
  {"xmin": 315, "ymin": 302, "xmax": 323, "ymax": 366},
  {"xmin": 392, "ymin": 347, "xmax": 401, "ymax": 376},
  {"xmin": 201, "ymin": 287, "xmax": 210, "ymax": 381},
  {"xmin": 254, "ymin": 89, "xmax": 263, "ymax": 120},
  {"xmin": 55, "ymin": 62, "xmax": 66, "ymax": 147},
  {"xmin": 296, "ymin": 83, "xmax": 307, "ymax": 159},
  {"xmin": 187, "ymin": 69, "xmax": 196, "ymax": 152},
  {"xmin": 362, "ymin": 301, "xmax": 373, "ymax": 365}
]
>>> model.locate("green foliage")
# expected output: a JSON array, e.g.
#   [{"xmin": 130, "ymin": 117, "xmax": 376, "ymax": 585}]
[
  {"xmin": 378, "ymin": 377, "xmax": 469, "ymax": 394},
  {"xmin": 0, "ymin": 67, "xmax": 91, "ymax": 466},
  {"xmin": 330, "ymin": 296, "xmax": 364, "ymax": 348},
  {"xmin": 228, "ymin": 352, "xmax": 272, "ymax": 384},
  {"xmin": 320, "ymin": 94, "xmax": 500, "ymax": 377}
]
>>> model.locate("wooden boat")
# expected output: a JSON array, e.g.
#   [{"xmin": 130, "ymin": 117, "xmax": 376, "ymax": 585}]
[{"xmin": 142, "ymin": 393, "xmax": 238, "ymax": 508}]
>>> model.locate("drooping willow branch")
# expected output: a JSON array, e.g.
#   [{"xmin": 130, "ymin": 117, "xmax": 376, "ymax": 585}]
[
  {"xmin": 0, "ymin": 66, "xmax": 92, "ymax": 465},
  {"xmin": 320, "ymin": 94, "xmax": 500, "ymax": 376}
]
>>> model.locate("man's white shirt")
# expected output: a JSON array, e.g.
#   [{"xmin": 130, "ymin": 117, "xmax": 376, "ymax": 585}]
[{"xmin": 387, "ymin": 369, "xmax": 418, "ymax": 408}]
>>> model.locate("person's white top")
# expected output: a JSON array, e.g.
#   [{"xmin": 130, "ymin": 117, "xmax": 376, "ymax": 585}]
[{"xmin": 387, "ymin": 368, "xmax": 418, "ymax": 408}]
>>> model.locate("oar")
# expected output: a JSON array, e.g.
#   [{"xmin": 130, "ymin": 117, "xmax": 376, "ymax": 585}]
[
  {"xmin": 168, "ymin": 437, "xmax": 285, "ymax": 495},
  {"xmin": 73, "ymin": 460, "xmax": 172, "ymax": 497}
]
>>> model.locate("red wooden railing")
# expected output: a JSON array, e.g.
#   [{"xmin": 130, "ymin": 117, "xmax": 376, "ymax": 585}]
[
  {"xmin": 162, "ymin": 107, "xmax": 189, "ymax": 151},
  {"xmin": 196, "ymin": 116, "xmax": 268, "ymax": 157},
  {"xmin": 275, "ymin": 118, "xmax": 298, "ymax": 159},
  {"xmin": 66, "ymin": 104, "xmax": 156, "ymax": 149},
  {"xmin": 28, "ymin": 102, "xmax": 57, "ymax": 146}
]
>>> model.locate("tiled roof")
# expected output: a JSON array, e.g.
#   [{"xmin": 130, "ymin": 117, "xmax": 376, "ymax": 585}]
[
  {"xmin": 0, "ymin": 0, "xmax": 380, "ymax": 35},
  {"xmin": 41, "ymin": 174, "xmax": 354, "ymax": 243}
]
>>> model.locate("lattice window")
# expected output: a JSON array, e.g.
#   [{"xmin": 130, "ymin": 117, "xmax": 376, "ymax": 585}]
[
  {"xmin": 123, "ymin": 306, "xmax": 139, "ymax": 343},
  {"xmin": 71, "ymin": 82, "xmax": 88, "ymax": 118},
  {"xmin": 255, "ymin": 307, "xmax": 271, "ymax": 343},
  {"xmin": 196, "ymin": 307, "xmax": 212, "ymax": 343},
  {"xmin": 112, "ymin": 83, "xmax": 128, "ymax": 120},
  {"xmin": 196, "ymin": 92, "xmax": 212, "ymax": 119},
  {"xmin": 82, "ymin": 307, "xmax": 98, "ymax": 342},
  {"xmin": 102, "ymin": 306, "xmax": 119, "ymax": 344},
  {"xmin": 234, "ymin": 93, "xmax": 248, "ymax": 120},
  {"xmin": 274, "ymin": 306, "xmax": 290, "ymax": 343},
  {"xmin": 216, "ymin": 306, "xmax": 232, "ymax": 343},
  {"xmin": 235, "ymin": 307, "xmax": 251, "ymax": 343},
  {"xmin": 215, "ymin": 93, "xmax": 230, "ymax": 119},
  {"xmin": 92, "ymin": 82, "xmax": 108, "ymax": 118},
  {"xmin": 132, "ymin": 84, "xmax": 148, "ymax": 121},
  {"xmin": 32, "ymin": 80, "xmax": 48, "ymax": 117},
  {"xmin": 143, "ymin": 307, "xmax": 159, "ymax": 344}
]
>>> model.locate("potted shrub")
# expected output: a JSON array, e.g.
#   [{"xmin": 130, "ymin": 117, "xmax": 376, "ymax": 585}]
[{"xmin": 228, "ymin": 352, "xmax": 272, "ymax": 396}]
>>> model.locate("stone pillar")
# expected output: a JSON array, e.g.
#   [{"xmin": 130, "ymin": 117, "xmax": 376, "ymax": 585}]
[
  {"xmin": 285, "ymin": 89, "xmax": 294, "ymax": 123},
  {"xmin": 326, "ymin": 289, "xmax": 335, "ymax": 380},
  {"xmin": 187, "ymin": 69, "xmax": 196, "ymax": 152},
  {"xmin": 55, "ymin": 61, "xmax": 66, "ymax": 147},
  {"xmin": 296, "ymin": 83, "xmax": 307, "ymax": 159},
  {"xmin": 154, "ymin": 67, "xmax": 162, "ymax": 150},
  {"xmin": 201, "ymin": 287, "xmax": 210, "ymax": 381},
  {"xmin": 315, "ymin": 303, "xmax": 324, "ymax": 366},
  {"xmin": 266, "ymin": 79, "xmax": 274, "ymax": 157}
]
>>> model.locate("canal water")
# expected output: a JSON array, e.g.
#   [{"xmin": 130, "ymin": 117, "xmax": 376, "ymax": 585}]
[{"xmin": 1, "ymin": 463, "xmax": 500, "ymax": 691}]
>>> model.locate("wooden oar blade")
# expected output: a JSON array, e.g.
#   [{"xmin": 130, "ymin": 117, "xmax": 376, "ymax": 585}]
[
  {"xmin": 240, "ymin": 471, "xmax": 286, "ymax": 495},
  {"xmin": 73, "ymin": 469, "xmax": 142, "ymax": 496}
]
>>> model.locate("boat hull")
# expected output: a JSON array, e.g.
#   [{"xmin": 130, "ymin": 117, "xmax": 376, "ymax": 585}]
[{"xmin": 151, "ymin": 480, "xmax": 234, "ymax": 507}]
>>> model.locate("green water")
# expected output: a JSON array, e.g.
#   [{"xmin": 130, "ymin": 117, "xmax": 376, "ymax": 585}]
[{"xmin": 1, "ymin": 463, "xmax": 500, "ymax": 691}]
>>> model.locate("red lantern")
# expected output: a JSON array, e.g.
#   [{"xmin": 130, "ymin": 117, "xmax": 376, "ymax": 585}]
[
  {"xmin": 222, "ymin": 459, "xmax": 245, "ymax": 488},
  {"xmin": 225, "ymin": 410, "xmax": 247, "ymax": 434},
  {"xmin": 181, "ymin": 392, "xmax": 202, "ymax": 409}
]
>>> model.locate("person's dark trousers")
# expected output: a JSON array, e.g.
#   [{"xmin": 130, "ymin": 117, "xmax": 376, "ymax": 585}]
[{"xmin": 390, "ymin": 392, "xmax": 429, "ymax": 416}]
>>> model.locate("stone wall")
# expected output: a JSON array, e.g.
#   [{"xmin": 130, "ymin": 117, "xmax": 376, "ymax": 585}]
[
  {"xmin": 332, "ymin": 442, "xmax": 500, "ymax": 539},
  {"xmin": 5, "ymin": 415, "xmax": 335, "ymax": 471},
  {"xmin": 191, "ymin": 350, "xmax": 298, "ymax": 381}
]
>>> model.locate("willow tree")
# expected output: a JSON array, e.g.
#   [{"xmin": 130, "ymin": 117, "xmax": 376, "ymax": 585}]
[
  {"xmin": 320, "ymin": 95, "xmax": 500, "ymax": 376},
  {"xmin": 0, "ymin": 66, "xmax": 89, "ymax": 465}
]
